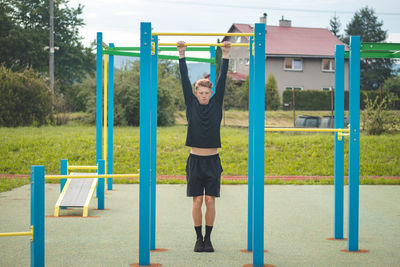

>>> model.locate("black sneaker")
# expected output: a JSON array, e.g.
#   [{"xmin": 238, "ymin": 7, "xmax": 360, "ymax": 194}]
[
  {"xmin": 194, "ymin": 238, "xmax": 204, "ymax": 252},
  {"xmin": 203, "ymin": 238, "xmax": 214, "ymax": 252}
]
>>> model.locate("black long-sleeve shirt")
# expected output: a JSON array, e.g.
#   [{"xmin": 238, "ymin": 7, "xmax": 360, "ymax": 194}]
[{"xmin": 179, "ymin": 57, "xmax": 229, "ymax": 148}]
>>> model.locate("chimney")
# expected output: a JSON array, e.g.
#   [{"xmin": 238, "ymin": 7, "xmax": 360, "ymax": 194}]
[
  {"xmin": 279, "ymin": 16, "xmax": 291, "ymax": 27},
  {"xmin": 259, "ymin": 13, "xmax": 267, "ymax": 24}
]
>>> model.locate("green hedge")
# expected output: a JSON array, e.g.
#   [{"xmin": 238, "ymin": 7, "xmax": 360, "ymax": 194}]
[
  {"xmin": 282, "ymin": 89, "xmax": 389, "ymax": 110},
  {"xmin": 0, "ymin": 66, "xmax": 52, "ymax": 126}
]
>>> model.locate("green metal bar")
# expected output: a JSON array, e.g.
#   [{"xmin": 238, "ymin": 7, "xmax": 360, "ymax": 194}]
[
  {"xmin": 360, "ymin": 42, "xmax": 400, "ymax": 51},
  {"xmin": 345, "ymin": 51, "xmax": 400, "ymax": 58},
  {"xmin": 104, "ymin": 50, "xmax": 141, "ymax": 57}
]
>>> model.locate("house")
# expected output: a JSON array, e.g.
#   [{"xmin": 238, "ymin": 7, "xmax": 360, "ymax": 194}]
[{"xmin": 222, "ymin": 15, "xmax": 349, "ymax": 100}]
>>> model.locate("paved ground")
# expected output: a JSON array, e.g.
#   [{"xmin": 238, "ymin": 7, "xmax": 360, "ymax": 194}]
[{"xmin": 1, "ymin": 184, "xmax": 400, "ymax": 267}]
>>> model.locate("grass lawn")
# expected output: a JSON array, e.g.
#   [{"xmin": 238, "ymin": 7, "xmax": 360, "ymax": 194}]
[{"xmin": 1, "ymin": 110, "xmax": 399, "ymax": 191}]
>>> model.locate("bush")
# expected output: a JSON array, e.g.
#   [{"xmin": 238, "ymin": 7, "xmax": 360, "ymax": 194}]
[
  {"xmin": 361, "ymin": 96, "xmax": 400, "ymax": 135},
  {"xmin": 82, "ymin": 60, "xmax": 179, "ymax": 126},
  {"xmin": 0, "ymin": 66, "xmax": 52, "ymax": 127}
]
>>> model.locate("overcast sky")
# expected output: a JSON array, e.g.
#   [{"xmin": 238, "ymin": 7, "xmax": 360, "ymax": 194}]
[{"xmin": 68, "ymin": 0, "xmax": 400, "ymax": 49}]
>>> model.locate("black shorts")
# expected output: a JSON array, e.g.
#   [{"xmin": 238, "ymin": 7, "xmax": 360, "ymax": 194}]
[{"xmin": 186, "ymin": 153, "xmax": 223, "ymax": 197}]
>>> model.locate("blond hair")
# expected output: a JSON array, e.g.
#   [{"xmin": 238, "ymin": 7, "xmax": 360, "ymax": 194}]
[{"xmin": 194, "ymin": 78, "xmax": 213, "ymax": 90}]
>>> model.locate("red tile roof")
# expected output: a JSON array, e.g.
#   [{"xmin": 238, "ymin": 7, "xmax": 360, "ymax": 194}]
[{"xmin": 225, "ymin": 23, "xmax": 348, "ymax": 57}]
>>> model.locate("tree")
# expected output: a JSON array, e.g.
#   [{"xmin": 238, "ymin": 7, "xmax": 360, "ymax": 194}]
[
  {"xmin": 343, "ymin": 6, "xmax": 393, "ymax": 91},
  {"xmin": 382, "ymin": 75, "xmax": 400, "ymax": 102},
  {"xmin": 329, "ymin": 14, "xmax": 342, "ymax": 38},
  {"xmin": 265, "ymin": 74, "xmax": 280, "ymax": 110},
  {"xmin": 0, "ymin": 0, "xmax": 95, "ymax": 110}
]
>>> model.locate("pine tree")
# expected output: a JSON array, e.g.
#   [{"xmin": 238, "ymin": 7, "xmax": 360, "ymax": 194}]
[
  {"xmin": 329, "ymin": 14, "xmax": 342, "ymax": 39},
  {"xmin": 343, "ymin": 6, "xmax": 393, "ymax": 91}
]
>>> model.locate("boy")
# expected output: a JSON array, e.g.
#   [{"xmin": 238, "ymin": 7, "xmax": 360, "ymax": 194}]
[{"xmin": 177, "ymin": 40, "xmax": 231, "ymax": 252}]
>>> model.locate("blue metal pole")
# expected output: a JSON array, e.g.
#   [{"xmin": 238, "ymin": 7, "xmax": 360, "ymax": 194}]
[
  {"xmin": 150, "ymin": 35, "xmax": 158, "ymax": 251},
  {"xmin": 247, "ymin": 36, "xmax": 254, "ymax": 252},
  {"xmin": 107, "ymin": 43, "xmax": 114, "ymax": 190},
  {"xmin": 60, "ymin": 159, "xmax": 67, "ymax": 193},
  {"xmin": 60, "ymin": 159, "xmax": 68, "ymax": 209},
  {"xmin": 348, "ymin": 36, "xmax": 360, "ymax": 252},
  {"xmin": 96, "ymin": 32, "xmax": 103, "ymax": 163},
  {"xmin": 210, "ymin": 46, "xmax": 216, "ymax": 96},
  {"xmin": 97, "ymin": 159, "xmax": 105, "ymax": 210},
  {"xmin": 139, "ymin": 22, "xmax": 151, "ymax": 266},
  {"xmin": 334, "ymin": 45, "xmax": 345, "ymax": 240},
  {"xmin": 31, "ymin": 165, "xmax": 45, "ymax": 267},
  {"xmin": 253, "ymin": 23, "xmax": 265, "ymax": 267}
]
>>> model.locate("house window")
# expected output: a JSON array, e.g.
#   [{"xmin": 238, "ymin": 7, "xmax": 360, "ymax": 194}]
[
  {"xmin": 245, "ymin": 58, "xmax": 249, "ymax": 65},
  {"xmin": 322, "ymin": 59, "xmax": 335, "ymax": 72},
  {"xmin": 322, "ymin": 87, "xmax": 332, "ymax": 91},
  {"xmin": 284, "ymin": 58, "xmax": 303, "ymax": 71},
  {"xmin": 285, "ymin": 86, "xmax": 303, "ymax": 91}
]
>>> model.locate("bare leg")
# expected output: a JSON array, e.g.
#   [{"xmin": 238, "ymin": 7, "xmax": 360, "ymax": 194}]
[
  {"xmin": 192, "ymin": 196, "xmax": 203, "ymax": 226},
  {"xmin": 204, "ymin": 195, "xmax": 216, "ymax": 226}
]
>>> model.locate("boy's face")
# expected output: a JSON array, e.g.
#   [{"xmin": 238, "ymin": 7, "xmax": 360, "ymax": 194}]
[{"xmin": 195, "ymin": 86, "xmax": 212, "ymax": 105}]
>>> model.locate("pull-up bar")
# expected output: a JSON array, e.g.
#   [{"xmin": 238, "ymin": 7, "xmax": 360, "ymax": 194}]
[
  {"xmin": 152, "ymin": 32, "xmax": 253, "ymax": 36},
  {"xmin": 106, "ymin": 47, "xmax": 211, "ymax": 52},
  {"xmin": 158, "ymin": 42, "xmax": 249, "ymax": 47}
]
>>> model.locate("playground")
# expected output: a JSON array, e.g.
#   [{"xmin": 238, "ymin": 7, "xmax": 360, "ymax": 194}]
[
  {"xmin": 1, "ymin": 22, "xmax": 400, "ymax": 267},
  {"xmin": 1, "ymin": 183, "xmax": 399, "ymax": 266}
]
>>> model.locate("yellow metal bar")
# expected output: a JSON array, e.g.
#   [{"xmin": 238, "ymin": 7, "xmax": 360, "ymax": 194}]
[
  {"xmin": 83, "ymin": 178, "xmax": 98, "ymax": 217},
  {"xmin": 0, "ymin": 229, "xmax": 33, "ymax": 238},
  {"xmin": 153, "ymin": 32, "xmax": 254, "ymax": 37},
  {"xmin": 54, "ymin": 179, "xmax": 71, "ymax": 216},
  {"xmin": 158, "ymin": 43, "xmax": 249, "ymax": 47},
  {"xmin": 68, "ymin": 165, "xmax": 98, "ymax": 170},
  {"xmin": 103, "ymin": 55, "xmax": 108, "ymax": 191},
  {"xmin": 46, "ymin": 173, "xmax": 139, "ymax": 179},
  {"xmin": 264, "ymin": 128, "xmax": 350, "ymax": 133}
]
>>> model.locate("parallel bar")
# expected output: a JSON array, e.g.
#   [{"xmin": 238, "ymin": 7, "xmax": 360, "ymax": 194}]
[
  {"xmin": 253, "ymin": 23, "xmax": 265, "ymax": 267},
  {"xmin": 45, "ymin": 173, "xmax": 139, "ymax": 179},
  {"xmin": 360, "ymin": 42, "xmax": 400, "ymax": 50},
  {"xmin": 103, "ymin": 50, "xmax": 141, "ymax": 57},
  {"xmin": 334, "ymin": 45, "xmax": 345, "ymax": 240},
  {"xmin": 150, "ymin": 35, "xmax": 158, "ymax": 250},
  {"xmin": 153, "ymin": 32, "xmax": 254, "ymax": 36},
  {"xmin": 0, "ymin": 230, "xmax": 33, "ymax": 237},
  {"xmin": 97, "ymin": 160, "xmax": 105, "ymax": 210},
  {"xmin": 108, "ymin": 43, "xmax": 115, "ymax": 190},
  {"xmin": 159, "ymin": 43, "xmax": 249, "ymax": 47},
  {"xmin": 96, "ymin": 32, "xmax": 103, "ymax": 163},
  {"xmin": 31, "ymin": 165, "xmax": 45, "ymax": 267},
  {"xmin": 247, "ymin": 36, "xmax": 254, "ymax": 252},
  {"xmin": 68, "ymin": 165, "xmax": 98, "ymax": 170},
  {"xmin": 344, "ymin": 51, "xmax": 400, "ymax": 58},
  {"xmin": 139, "ymin": 22, "xmax": 151, "ymax": 266},
  {"xmin": 348, "ymin": 36, "xmax": 361, "ymax": 252},
  {"xmin": 265, "ymin": 128, "xmax": 350, "ymax": 133}
]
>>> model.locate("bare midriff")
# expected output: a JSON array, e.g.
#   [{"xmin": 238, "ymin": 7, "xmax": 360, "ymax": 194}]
[{"xmin": 190, "ymin": 147, "xmax": 218, "ymax": 156}]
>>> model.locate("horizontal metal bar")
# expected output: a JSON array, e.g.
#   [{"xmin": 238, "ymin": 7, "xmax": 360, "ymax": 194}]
[
  {"xmin": 45, "ymin": 173, "xmax": 139, "ymax": 179},
  {"xmin": 103, "ymin": 50, "xmax": 141, "ymax": 57},
  {"xmin": 153, "ymin": 32, "xmax": 253, "ymax": 37},
  {"xmin": 264, "ymin": 128, "xmax": 350, "ymax": 133},
  {"xmin": 361, "ymin": 42, "xmax": 400, "ymax": 51},
  {"xmin": 0, "ymin": 228, "xmax": 33, "ymax": 238},
  {"xmin": 159, "ymin": 43, "xmax": 249, "ymax": 47},
  {"xmin": 344, "ymin": 51, "xmax": 400, "ymax": 59},
  {"xmin": 68, "ymin": 165, "xmax": 98, "ymax": 170}
]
